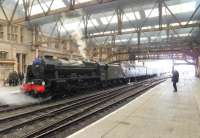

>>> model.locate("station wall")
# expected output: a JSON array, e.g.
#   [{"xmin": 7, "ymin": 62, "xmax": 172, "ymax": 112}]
[{"xmin": 0, "ymin": 23, "xmax": 80, "ymax": 85}]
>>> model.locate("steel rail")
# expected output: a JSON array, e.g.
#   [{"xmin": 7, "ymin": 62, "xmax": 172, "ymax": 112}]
[{"xmin": 22, "ymin": 79, "xmax": 165, "ymax": 138}]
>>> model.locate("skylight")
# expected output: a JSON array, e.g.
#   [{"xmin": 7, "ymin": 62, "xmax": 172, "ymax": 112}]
[
  {"xmin": 22, "ymin": 0, "xmax": 93, "ymax": 15},
  {"xmin": 145, "ymin": 1, "xmax": 196, "ymax": 18},
  {"xmin": 30, "ymin": 5, "xmax": 47, "ymax": 15},
  {"xmin": 88, "ymin": 19, "xmax": 99, "ymax": 27},
  {"xmin": 106, "ymin": 39, "xmax": 129, "ymax": 44},
  {"xmin": 50, "ymin": 0, "xmax": 66, "ymax": 10},
  {"xmin": 140, "ymin": 37, "xmax": 148, "ymax": 41},
  {"xmin": 115, "ymin": 39, "xmax": 128, "ymax": 43},
  {"xmin": 151, "ymin": 36, "xmax": 158, "ymax": 40},
  {"xmin": 124, "ymin": 13, "xmax": 136, "ymax": 21},
  {"xmin": 100, "ymin": 15, "xmax": 117, "ymax": 25},
  {"xmin": 149, "ymin": 33, "xmax": 191, "ymax": 40},
  {"xmin": 100, "ymin": 11, "xmax": 141, "ymax": 24},
  {"xmin": 167, "ymin": 1, "xmax": 196, "ymax": 14},
  {"xmin": 99, "ymin": 37, "xmax": 151, "ymax": 44},
  {"xmin": 76, "ymin": 0, "xmax": 94, "ymax": 4},
  {"xmin": 17, "ymin": 0, "xmax": 23, "ymax": 5},
  {"xmin": 123, "ymin": 11, "xmax": 141, "ymax": 21},
  {"xmin": 161, "ymin": 35, "xmax": 167, "ymax": 39},
  {"xmin": 170, "ymin": 23, "xmax": 179, "ymax": 26},
  {"xmin": 145, "ymin": 8, "xmax": 159, "ymax": 18},
  {"xmin": 134, "ymin": 12, "xmax": 141, "ymax": 19},
  {"xmin": 132, "ymin": 38, "xmax": 138, "ymax": 42},
  {"xmin": 178, "ymin": 33, "xmax": 191, "ymax": 37},
  {"xmin": 30, "ymin": 0, "xmax": 65, "ymax": 15},
  {"xmin": 63, "ymin": 22, "xmax": 81, "ymax": 31},
  {"xmin": 60, "ymin": 18, "xmax": 99, "ymax": 32}
]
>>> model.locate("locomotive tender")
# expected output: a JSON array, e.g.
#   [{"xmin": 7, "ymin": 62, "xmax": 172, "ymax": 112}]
[{"xmin": 21, "ymin": 56, "xmax": 157, "ymax": 97}]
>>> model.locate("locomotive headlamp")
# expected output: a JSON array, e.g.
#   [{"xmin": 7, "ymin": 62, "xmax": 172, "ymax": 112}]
[{"xmin": 42, "ymin": 81, "xmax": 45, "ymax": 85}]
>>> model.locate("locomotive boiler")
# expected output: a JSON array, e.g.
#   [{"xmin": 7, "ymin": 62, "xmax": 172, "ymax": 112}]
[{"xmin": 21, "ymin": 56, "xmax": 157, "ymax": 97}]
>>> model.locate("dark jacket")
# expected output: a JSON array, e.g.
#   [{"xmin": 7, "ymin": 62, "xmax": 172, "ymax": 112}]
[{"xmin": 172, "ymin": 70, "xmax": 179, "ymax": 83}]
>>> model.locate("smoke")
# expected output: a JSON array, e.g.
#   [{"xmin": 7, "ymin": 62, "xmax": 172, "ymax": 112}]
[
  {"xmin": 0, "ymin": 87, "xmax": 39, "ymax": 105},
  {"xmin": 71, "ymin": 30, "xmax": 87, "ymax": 59}
]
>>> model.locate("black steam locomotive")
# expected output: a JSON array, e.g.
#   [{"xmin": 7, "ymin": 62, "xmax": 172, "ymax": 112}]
[{"xmin": 21, "ymin": 57, "xmax": 157, "ymax": 97}]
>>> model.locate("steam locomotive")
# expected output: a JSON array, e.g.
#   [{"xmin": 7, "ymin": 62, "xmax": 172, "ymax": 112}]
[{"xmin": 21, "ymin": 56, "xmax": 157, "ymax": 97}]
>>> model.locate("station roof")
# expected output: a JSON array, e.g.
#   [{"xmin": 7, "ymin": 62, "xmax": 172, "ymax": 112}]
[{"xmin": 0, "ymin": 0, "xmax": 200, "ymax": 47}]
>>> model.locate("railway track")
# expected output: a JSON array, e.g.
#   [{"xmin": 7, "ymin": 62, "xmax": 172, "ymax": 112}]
[
  {"xmin": 0, "ymin": 78, "xmax": 151, "ymax": 117},
  {"xmin": 0, "ymin": 104, "xmax": 10, "ymax": 111},
  {"xmin": 0, "ymin": 82, "xmax": 134, "ymax": 115},
  {"xmin": 0, "ymin": 83, "xmax": 137, "ymax": 123},
  {"xmin": 0, "ymin": 77, "xmax": 166, "ymax": 138}
]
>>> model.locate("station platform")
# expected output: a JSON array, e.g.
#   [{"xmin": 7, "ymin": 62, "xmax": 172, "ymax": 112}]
[{"xmin": 68, "ymin": 77, "xmax": 200, "ymax": 138}]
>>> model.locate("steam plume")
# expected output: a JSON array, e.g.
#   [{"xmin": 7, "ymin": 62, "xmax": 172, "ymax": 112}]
[{"xmin": 71, "ymin": 30, "xmax": 87, "ymax": 59}]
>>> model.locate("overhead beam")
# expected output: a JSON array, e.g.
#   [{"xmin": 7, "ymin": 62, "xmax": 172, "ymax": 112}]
[
  {"xmin": 106, "ymin": 45, "xmax": 198, "ymax": 63},
  {"xmin": 96, "ymin": 38, "xmax": 199, "ymax": 52},
  {"xmin": 89, "ymin": 22, "xmax": 200, "ymax": 38},
  {"xmin": 174, "ymin": 63, "xmax": 195, "ymax": 65},
  {"xmin": 108, "ymin": 54, "xmax": 195, "ymax": 64},
  {"xmin": 13, "ymin": 0, "xmax": 115, "ymax": 24}
]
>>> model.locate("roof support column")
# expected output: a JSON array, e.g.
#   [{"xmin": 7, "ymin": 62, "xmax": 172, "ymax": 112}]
[
  {"xmin": 116, "ymin": 8, "xmax": 123, "ymax": 35},
  {"xmin": 83, "ymin": 14, "xmax": 90, "ymax": 39},
  {"xmin": 166, "ymin": 23, "xmax": 169, "ymax": 42},
  {"xmin": 70, "ymin": 0, "xmax": 75, "ymax": 10},
  {"xmin": 137, "ymin": 28, "xmax": 141, "ymax": 46},
  {"xmin": 111, "ymin": 35, "xmax": 116, "ymax": 46},
  {"xmin": 22, "ymin": 0, "xmax": 30, "ymax": 21},
  {"xmin": 0, "ymin": 1, "xmax": 9, "ymax": 23},
  {"xmin": 158, "ymin": 0, "xmax": 163, "ymax": 30}
]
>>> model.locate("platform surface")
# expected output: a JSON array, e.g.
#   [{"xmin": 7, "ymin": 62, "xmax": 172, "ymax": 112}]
[{"xmin": 68, "ymin": 77, "xmax": 200, "ymax": 138}]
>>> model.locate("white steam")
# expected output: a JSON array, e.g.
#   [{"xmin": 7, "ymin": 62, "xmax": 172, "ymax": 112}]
[
  {"xmin": 0, "ymin": 87, "xmax": 39, "ymax": 105},
  {"xmin": 71, "ymin": 30, "xmax": 87, "ymax": 59}
]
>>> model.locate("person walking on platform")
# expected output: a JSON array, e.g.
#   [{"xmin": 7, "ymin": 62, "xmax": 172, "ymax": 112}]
[
  {"xmin": 172, "ymin": 70, "xmax": 179, "ymax": 92},
  {"xmin": 18, "ymin": 72, "xmax": 24, "ymax": 84}
]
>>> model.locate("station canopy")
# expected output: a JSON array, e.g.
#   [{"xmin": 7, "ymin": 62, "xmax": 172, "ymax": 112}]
[{"xmin": 1, "ymin": 0, "xmax": 200, "ymax": 46}]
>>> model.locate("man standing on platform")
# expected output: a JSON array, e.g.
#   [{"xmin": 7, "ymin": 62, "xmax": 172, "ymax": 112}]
[{"xmin": 172, "ymin": 70, "xmax": 179, "ymax": 92}]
